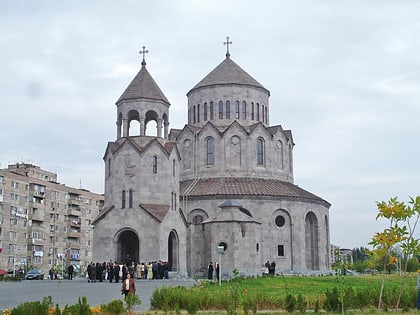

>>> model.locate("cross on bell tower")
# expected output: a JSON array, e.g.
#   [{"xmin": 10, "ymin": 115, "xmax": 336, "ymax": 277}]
[
  {"xmin": 140, "ymin": 46, "xmax": 149, "ymax": 66},
  {"xmin": 223, "ymin": 36, "xmax": 232, "ymax": 58}
]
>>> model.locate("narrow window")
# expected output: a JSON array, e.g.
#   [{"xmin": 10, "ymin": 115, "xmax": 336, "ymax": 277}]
[
  {"xmin": 262, "ymin": 105, "xmax": 265, "ymax": 123},
  {"xmin": 128, "ymin": 189, "xmax": 133, "ymax": 208},
  {"xmin": 218, "ymin": 101, "xmax": 223, "ymax": 119},
  {"xmin": 207, "ymin": 138, "xmax": 214, "ymax": 165},
  {"xmin": 265, "ymin": 106, "xmax": 268, "ymax": 124},
  {"xmin": 153, "ymin": 156, "xmax": 158, "ymax": 174},
  {"xmin": 226, "ymin": 100, "xmax": 230, "ymax": 119},
  {"xmin": 197, "ymin": 104, "xmax": 200, "ymax": 122},
  {"xmin": 257, "ymin": 138, "xmax": 264, "ymax": 165},
  {"xmin": 242, "ymin": 101, "xmax": 246, "ymax": 119},
  {"xmin": 251, "ymin": 102, "xmax": 254, "ymax": 120},
  {"xmin": 193, "ymin": 105, "xmax": 196, "ymax": 124},
  {"xmin": 172, "ymin": 159, "xmax": 176, "ymax": 177},
  {"xmin": 204, "ymin": 103, "xmax": 208, "ymax": 121},
  {"xmin": 121, "ymin": 190, "xmax": 126, "ymax": 209},
  {"xmin": 278, "ymin": 245, "xmax": 285, "ymax": 256},
  {"xmin": 193, "ymin": 215, "xmax": 203, "ymax": 224},
  {"xmin": 256, "ymin": 103, "xmax": 260, "ymax": 121},
  {"xmin": 108, "ymin": 158, "xmax": 111, "ymax": 177},
  {"xmin": 235, "ymin": 101, "xmax": 240, "ymax": 119},
  {"xmin": 210, "ymin": 102, "xmax": 214, "ymax": 120}
]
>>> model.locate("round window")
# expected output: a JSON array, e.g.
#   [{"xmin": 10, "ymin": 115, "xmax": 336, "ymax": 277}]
[
  {"xmin": 275, "ymin": 215, "xmax": 285, "ymax": 227},
  {"xmin": 218, "ymin": 242, "xmax": 228, "ymax": 251}
]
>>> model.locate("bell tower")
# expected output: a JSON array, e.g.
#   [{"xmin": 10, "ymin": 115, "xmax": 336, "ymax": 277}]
[{"xmin": 115, "ymin": 46, "xmax": 170, "ymax": 139}]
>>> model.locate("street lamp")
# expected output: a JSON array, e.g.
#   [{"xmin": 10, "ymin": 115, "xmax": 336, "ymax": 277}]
[
  {"xmin": 60, "ymin": 247, "xmax": 71, "ymax": 279},
  {"xmin": 217, "ymin": 245, "xmax": 225, "ymax": 286}
]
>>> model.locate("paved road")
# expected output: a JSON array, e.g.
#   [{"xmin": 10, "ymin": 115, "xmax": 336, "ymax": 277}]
[{"xmin": 0, "ymin": 277, "xmax": 196, "ymax": 313}]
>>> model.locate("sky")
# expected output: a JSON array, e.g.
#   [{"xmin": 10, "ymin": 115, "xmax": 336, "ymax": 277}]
[{"xmin": 1, "ymin": 0, "xmax": 419, "ymax": 250}]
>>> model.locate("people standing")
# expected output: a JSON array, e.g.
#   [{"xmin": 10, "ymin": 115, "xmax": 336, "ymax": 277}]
[
  {"xmin": 121, "ymin": 273, "xmax": 136, "ymax": 297},
  {"xmin": 67, "ymin": 264, "xmax": 74, "ymax": 280},
  {"xmin": 215, "ymin": 262, "xmax": 220, "ymax": 281},
  {"xmin": 208, "ymin": 261, "xmax": 214, "ymax": 280}
]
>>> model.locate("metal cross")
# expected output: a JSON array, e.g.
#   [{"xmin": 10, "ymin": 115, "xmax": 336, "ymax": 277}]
[
  {"xmin": 223, "ymin": 36, "xmax": 232, "ymax": 58},
  {"xmin": 139, "ymin": 46, "xmax": 149, "ymax": 65}
]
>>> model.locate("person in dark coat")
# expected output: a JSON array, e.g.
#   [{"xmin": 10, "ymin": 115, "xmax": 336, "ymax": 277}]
[
  {"xmin": 67, "ymin": 264, "xmax": 74, "ymax": 280},
  {"xmin": 208, "ymin": 262, "xmax": 214, "ymax": 280},
  {"xmin": 113, "ymin": 262, "xmax": 120, "ymax": 283}
]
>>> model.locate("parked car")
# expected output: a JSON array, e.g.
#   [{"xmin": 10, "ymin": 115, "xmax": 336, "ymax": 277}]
[{"xmin": 25, "ymin": 269, "xmax": 44, "ymax": 280}]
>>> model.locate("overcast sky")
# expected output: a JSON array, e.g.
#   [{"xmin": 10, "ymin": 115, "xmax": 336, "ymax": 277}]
[{"xmin": 1, "ymin": 1, "xmax": 419, "ymax": 250}]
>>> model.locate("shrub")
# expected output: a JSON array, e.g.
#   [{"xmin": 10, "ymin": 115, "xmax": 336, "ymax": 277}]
[
  {"xmin": 100, "ymin": 299, "xmax": 124, "ymax": 315},
  {"xmin": 10, "ymin": 296, "xmax": 53, "ymax": 315},
  {"xmin": 285, "ymin": 293, "xmax": 296, "ymax": 313},
  {"xmin": 124, "ymin": 294, "xmax": 141, "ymax": 314},
  {"xmin": 62, "ymin": 296, "xmax": 92, "ymax": 315}
]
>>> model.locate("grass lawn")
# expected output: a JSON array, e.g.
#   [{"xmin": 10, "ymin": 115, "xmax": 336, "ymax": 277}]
[{"xmin": 150, "ymin": 273, "xmax": 419, "ymax": 314}]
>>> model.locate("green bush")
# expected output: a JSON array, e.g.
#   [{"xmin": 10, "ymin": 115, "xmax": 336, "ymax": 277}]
[
  {"xmin": 11, "ymin": 296, "xmax": 53, "ymax": 315},
  {"xmin": 100, "ymin": 299, "xmax": 124, "ymax": 315},
  {"xmin": 285, "ymin": 293, "xmax": 296, "ymax": 313},
  {"xmin": 62, "ymin": 296, "xmax": 92, "ymax": 315}
]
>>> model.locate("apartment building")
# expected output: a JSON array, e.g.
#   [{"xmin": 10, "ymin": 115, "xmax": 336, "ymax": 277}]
[{"xmin": 0, "ymin": 163, "xmax": 104, "ymax": 276}]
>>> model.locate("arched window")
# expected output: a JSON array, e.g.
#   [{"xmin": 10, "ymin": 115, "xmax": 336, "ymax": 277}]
[
  {"xmin": 256, "ymin": 103, "xmax": 260, "ymax": 121},
  {"xmin": 128, "ymin": 189, "xmax": 133, "ymax": 208},
  {"xmin": 226, "ymin": 100, "xmax": 230, "ymax": 119},
  {"xmin": 121, "ymin": 190, "xmax": 126, "ymax": 209},
  {"xmin": 265, "ymin": 106, "xmax": 268, "ymax": 124},
  {"xmin": 207, "ymin": 137, "xmax": 214, "ymax": 165},
  {"xmin": 251, "ymin": 102, "xmax": 255, "ymax": 120},
  {"xmin": 193, "ymin": 105, "xmax": 196, "ymax": 124},
  {"xmin": 242, "ymin": 101, "xmax": 246, "ymax": 119},
  {"xmin": 210, "ymin": 102, "xmax": 214, "ymax": 120},
  {"xmin": 153, "ymin": 156, "xmax": 158, "ymax": 174},
  {"xmin": 218, "ymin": 101, "xmax": 223, "ymax": 119},
  {"xmin": 262, "ymin": 105, "xmax": 265, "ymax": 123},
  {"xmin": 204, "ymin": 103, "xmax": 208, "ymax": 121},
  {"xmin": 197, "ymin": 104, "xmax": 200, "ymax": 122},
  {"xmin": 173, "ymin": 159, "xmax": 176, "ymax": 177},
  {"xmin": 192, "ymin": 215, "xmax": 203, "ymax": 225},
  {"xmin": 257, "ymin": 138, "xmax": 264, "ymax": 165},
  {"xmin": 107, "ymin": 158, "xmax": 111, "ymax": 177},
  {"xmin": 235, "ymin": 101, "xmax": 240, "ymax": 119}
]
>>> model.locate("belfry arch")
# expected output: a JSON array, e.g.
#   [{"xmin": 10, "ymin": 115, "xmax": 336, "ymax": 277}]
[
  {"xmin": 116, "ymin": 229, "xmax": 139, "ymax": 264},
  {"xmin": 168, "ymin": 230, "xmax": 179, "ymax": 271}
]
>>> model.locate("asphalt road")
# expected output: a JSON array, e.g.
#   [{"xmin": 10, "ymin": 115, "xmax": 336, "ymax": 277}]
[{"xmin": 0, "ymin": 277, "xmax": 196, "ymax": 313}]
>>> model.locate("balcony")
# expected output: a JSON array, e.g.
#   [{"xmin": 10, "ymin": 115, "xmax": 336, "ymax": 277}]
[
  {"xmin": 68, "ymin": 208, "xmax": 81, "ymax": 217},
  {"xmin": 68, "ymin": 198, "xmax": 82, "ymax": 206},
  {"xmin": 31, "ymin": 210, "xmax": 45, "ymax": 222},
  {"xmin": 67, "ymin": 241, "xmax": 80, "ymax": 249},
  {"xmin": 31, "ymin": 190, "xmax": 45, "ymax": 198},
  {"xmin": 67, "ymin": 231, "xmax": 81, "ymax": 239}
]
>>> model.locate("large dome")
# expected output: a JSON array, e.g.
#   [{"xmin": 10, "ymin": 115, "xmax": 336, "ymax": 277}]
[{"xmin": 187, "ymin": 56, "xmax": 269, "ymax": 96}]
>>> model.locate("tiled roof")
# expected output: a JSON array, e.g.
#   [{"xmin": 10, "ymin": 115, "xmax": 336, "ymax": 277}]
[
  {"xmin": 180, "ymin": 177, "xmax": 329, "ymax": 206},
  {"xmin": 116, "ymin": 64, "xmax": 170, "ymax": 105},
  {"xmin": 187, "ymin": 57, "xmax": 269, "ymax": 96},
  {"xmin": 140, "ymin": 203, "xmax": 170, "ymax": 222}
]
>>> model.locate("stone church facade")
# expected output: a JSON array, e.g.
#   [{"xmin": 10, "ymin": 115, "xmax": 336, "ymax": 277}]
[{"xmin": 93, "ymin": 45, "xmax": 331, "ymax": 277}]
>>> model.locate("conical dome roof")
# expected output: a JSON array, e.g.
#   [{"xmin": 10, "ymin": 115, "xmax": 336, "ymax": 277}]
[
  {"xmin": 187, "ymin": 56, "xmax": 269, "ymax": 96},
  {"xmin": 116, "ymin": 63, "xmax": 170, "ymax": 105}
]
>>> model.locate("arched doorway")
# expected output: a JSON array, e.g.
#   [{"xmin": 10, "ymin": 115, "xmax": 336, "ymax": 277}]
[
  {"xmin": 168, "ymin": 230, "xmax": 179, "ymax": 271},
  {"xmin": 305, "ymin": 212, "xmax": 319, "ymax": 270},
  {"xmin": 117, "ymin": 229, "xmax": 139, "ymax": 264}
]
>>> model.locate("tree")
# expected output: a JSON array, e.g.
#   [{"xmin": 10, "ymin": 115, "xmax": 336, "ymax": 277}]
[{"xmin": 369, "ymin": 196, "xmax": 420, "ymax": 313}]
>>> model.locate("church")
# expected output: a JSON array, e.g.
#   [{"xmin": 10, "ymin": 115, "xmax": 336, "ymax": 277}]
[{"xmin": 92, "ymin": 40, "xmax": 331, "ymax": 277}]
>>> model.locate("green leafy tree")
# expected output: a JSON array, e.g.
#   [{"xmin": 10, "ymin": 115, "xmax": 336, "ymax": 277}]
[{"xmin": 370, "ymin": 196, "xmax": 420, "ymax": 313}]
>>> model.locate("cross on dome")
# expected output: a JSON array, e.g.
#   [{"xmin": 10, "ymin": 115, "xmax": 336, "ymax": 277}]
[
  {"xmin": 223, "ymin": 36, "xmax": 232, "ymax": 58},
  {"xmin": 139, "ymin": 46, "xmax": 149, "ymax": 66}
]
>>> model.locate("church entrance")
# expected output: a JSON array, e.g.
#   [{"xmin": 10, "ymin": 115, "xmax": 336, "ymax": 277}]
[
  {"xmin": 117, "ymin": 229, "xmax": 139, "ymax": 264},
  {"xmin": 168, "ymin": 230, "xmax": 179, "ymax": 271}
]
